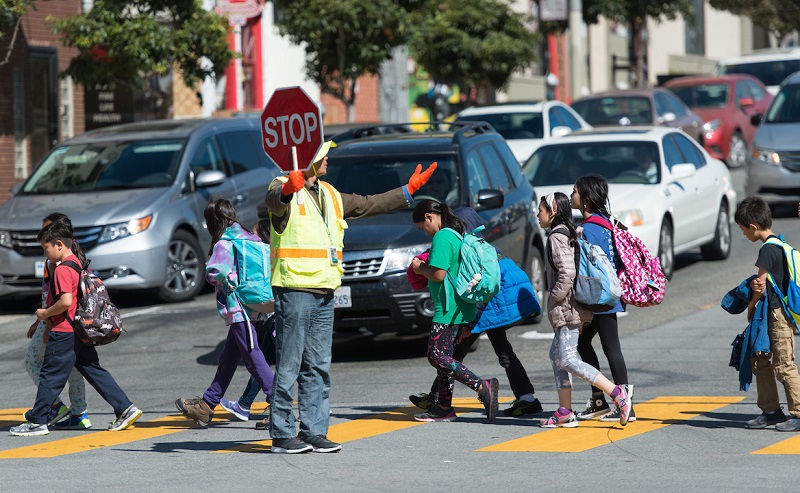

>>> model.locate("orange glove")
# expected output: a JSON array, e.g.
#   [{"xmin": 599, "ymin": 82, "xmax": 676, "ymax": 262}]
[
  {"xmin": 407, "ymin": 161, "xmax": 438, "ymax": 195},
  {"xmin": 281, "ymin": 170, "xmax": 305, "ymax": 196}
]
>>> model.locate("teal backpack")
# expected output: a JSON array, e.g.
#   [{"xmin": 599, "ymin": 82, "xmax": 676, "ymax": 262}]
[
  {"xmin": 231, "ymin": 239, "xmax": 274, "ymax": 314},
  {"xmin": 441, "ymin": 226, "xmax": 501, "ymax": 306},
  {"xmin": 762, "ymin": 236, "xmax": 800, "ymax": 331}
]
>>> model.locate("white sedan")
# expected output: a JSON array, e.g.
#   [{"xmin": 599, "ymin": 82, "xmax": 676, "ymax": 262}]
[
  {"xmin": 454, "ymin": 101, "xmax": 592, "ymax": 164},
  {"xmin": 522, "ymin": 127, "xmax": 737, "ymax": 279}
]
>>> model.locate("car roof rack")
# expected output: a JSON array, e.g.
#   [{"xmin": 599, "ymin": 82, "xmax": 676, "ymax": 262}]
[{"xmin": 334, "ymin": 121, "xmax": 497, "ymax": 142}]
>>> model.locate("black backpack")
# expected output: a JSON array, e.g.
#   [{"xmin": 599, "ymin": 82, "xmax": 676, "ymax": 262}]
[{"xmin": 50, "ymin": 260, "xmax": 124, "ymax": 346}]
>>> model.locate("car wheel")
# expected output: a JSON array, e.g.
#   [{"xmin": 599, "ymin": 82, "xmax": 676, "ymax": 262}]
[
  {"xmin": 658, "ymin": 220, "xmax": 675, "ymax": 281},
  {"xmin": 726, "ymin": 132, "xmax": 747, "ymax": 169},
  {"xmin": 157, "ymin": 230, "xmax": 205, "ymax": 303},
  {"xmin": 701, "ymin": 202, "xmax": 732, "ymax": 261},
  {"xmin": 528, "ymin": 246, "xmax": 546, "ymax": 324}
]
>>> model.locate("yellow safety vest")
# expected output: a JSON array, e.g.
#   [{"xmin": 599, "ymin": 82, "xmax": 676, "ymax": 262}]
[{"xmin": 270, "ymin": 177, "xmax": 348, "ymax": 290}]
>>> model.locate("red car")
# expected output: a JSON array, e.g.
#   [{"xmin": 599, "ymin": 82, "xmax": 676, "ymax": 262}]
[{"xmin": 664, "ymin": 74, "xmax": 773, "ymax": 168}]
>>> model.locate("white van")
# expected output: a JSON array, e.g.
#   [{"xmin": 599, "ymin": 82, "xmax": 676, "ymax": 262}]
[{"xmin": 717, "ymin": 48, "xmax": 800, "ymax": 95}]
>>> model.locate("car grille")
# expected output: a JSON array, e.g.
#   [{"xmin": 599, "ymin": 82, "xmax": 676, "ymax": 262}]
[
  {"xmin": 10, "ymin": 226, "xmax": 104, "ymax": 257},
  {"xmin": 342, "ymin": 253, "xmax": 385, "ymax": 279},
  {"xmin": 779, "ymin": 151, "xmax": 800, "ymax": 171}
]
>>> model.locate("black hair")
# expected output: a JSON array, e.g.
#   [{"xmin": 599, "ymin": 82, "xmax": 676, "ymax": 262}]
[
  {"xmin": 204, "ymin": 197, "xmax": 245, "ymax": 254},
  {"xmin": 541, "ymin": 192, "xmax": 577, "ymax": 242},
  {"xmin": 39, "ymin": 213, "xmax": 87, "ymax": 266},
  {"xmin": 37, "ymin": 221, "xmax": 73, "ymax": 249},
  {"xmin": 412, "ymin": 199, "xmax": 465, "ymax": 235},
  {"xmin": 735, "ymin": 196, "xmax": 772, "ymax": 230},
  {"xmin": 575, "ymin": 174, "xmax": 611, "ymax": 216},
  {"xmin": 254, "ymin": 218, "xmax": 271, "ymax": 244}
]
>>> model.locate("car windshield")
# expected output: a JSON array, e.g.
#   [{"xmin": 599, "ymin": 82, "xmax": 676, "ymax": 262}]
[
  {"xmin": 765, "ymin": 84, "xmax": 800, "ymax": 123},
  {"xmin": 670, "ymin": 83, "xmax": 729, "ymax": 108},
  {"xmin": 22, "ymin": 139, "xmax": 184, "ymax": 194},
  {"xmin": 523, "ymin": 141, "xmax": 661, "ymax": 186},
  {"xmin": 324, "ymin": 156, "xmax": 460, "ymax": 207},
  {"xmin": 719, "ymin": 59, "xmax": 800, "ymax": 87},
  {"xmin": 455, "ymin": 112, "xmax": 544, "ymax": 140},
  {"xmin": 572, "ymin": 97, "xmax": 653, "ymax": 126}
]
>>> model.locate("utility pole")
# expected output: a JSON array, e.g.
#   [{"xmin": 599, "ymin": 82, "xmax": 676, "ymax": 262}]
[{"xmin": 568, "ymin": 0, "xmax": 586, "ymax": 101}]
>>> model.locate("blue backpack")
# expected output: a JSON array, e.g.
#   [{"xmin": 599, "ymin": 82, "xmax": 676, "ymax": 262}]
[
  {"xmin": 549, "ymin": 230, "xmax": 621, "ymax": 312},
  {"xmin": 763, "ymin": 236, "xmax": 800, "ymax": 331},
  {"xmin": 231, "ymin": 239, "xmax": 274, "ymax": 314},
  {"xmin": 442, "ymin": 226, "xmax": 501, "ymax": 305}
]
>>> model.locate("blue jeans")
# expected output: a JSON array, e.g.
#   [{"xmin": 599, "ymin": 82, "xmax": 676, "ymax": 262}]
[{"xmin": 270, "ymin": 287, "xmax": 334, "ymax": 439}]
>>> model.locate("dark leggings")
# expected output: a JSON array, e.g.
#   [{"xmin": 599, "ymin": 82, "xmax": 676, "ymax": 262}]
[
  {"xmin": 428, "ymin": 323, "xmax": 483, "ymax": 408},
  {"xmin": 577, "ymin": 313, "xmax": 628, "ymax": 395}
]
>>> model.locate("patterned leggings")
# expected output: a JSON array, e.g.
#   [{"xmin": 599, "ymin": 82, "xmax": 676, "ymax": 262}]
[
  {"xmin": 24, "ymin": 322, "xmax": 87, "ymax": 414},
  {"xmin": 428, "ymin": 322, "xmax": 483, "ymax": 408},
  {"xmin": 550, "ymin": 325, "xmax": 601, "ymax": 390}
]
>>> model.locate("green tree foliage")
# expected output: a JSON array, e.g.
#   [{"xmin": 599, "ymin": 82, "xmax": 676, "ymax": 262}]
[
  {"xmin": 0, "ymin": 0, "xmax": 31, "ymax": 37},
  {"xmin": 408, "ymin": 0, "xmax": 538, "ymax": 100},
  {"xmin": 275, "ymin": 0, "xmax": 411, "ymax": 122},
  {"xmin": 709, "ymin": 0, "xmax": 800, "ymax": 43},
  {"xmin": 52, "ymin": 0, "xmax": 233, "ymax": 93}
]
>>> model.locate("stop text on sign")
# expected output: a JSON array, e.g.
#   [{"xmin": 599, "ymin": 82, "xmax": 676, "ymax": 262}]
[{"xmin": 263, "ymin": 112, "xmax": 319, "ymax": 148}]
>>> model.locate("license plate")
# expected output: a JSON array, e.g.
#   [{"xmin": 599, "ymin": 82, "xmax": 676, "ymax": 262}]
[
  {"xmin": 334, "ymin": 286, "xmax": 351, "ymax": 308},
  {"xmin": 34, "ymin": 260, "xmax": 45, "ymax": 278}
]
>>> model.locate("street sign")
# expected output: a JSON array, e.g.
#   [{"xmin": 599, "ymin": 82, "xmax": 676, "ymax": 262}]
[{"xmin": 260, "ymin": 86, "xmax": 323, "ymax": 172}]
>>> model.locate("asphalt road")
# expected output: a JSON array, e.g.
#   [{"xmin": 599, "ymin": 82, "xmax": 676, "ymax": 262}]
[{"xmin": 1, "ymin": 187, "xmax": 800, "ymax": 491}]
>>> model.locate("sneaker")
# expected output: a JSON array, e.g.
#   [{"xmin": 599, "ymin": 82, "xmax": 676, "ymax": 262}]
[
  {"xmin": 576, "ymin": 395, "xmax": 612, "ymax": 420},
  {"xmin": 503, "ymin": 398, "xmax": 544, "ymax": 417},
  {"xmin": 600, "ymin": 406, "xmax": 637, "ymax": 422},
  {"xmin": 478, "ymin": 378, "xmax": 499, "ymax": 422},
  {"xmin": 108, "ymin": 404, "xmax": 143, "ymax": 431},
  {"xmin": 414, "ymin": 407, "xmax": 457, "ymax": 422},
  {"xmin": 611, "ymin": 385, "xmax": 631, "ymax": 425},
  {"xmin": 746, "ymin": 408, "xmax": 787, "ymax": 429},
  {"xmin": 776, "ymin": 417, "xmax": 800, "ymax": 432},
  {"xmin": 46, "ymin": 401, "xmax": 70, "ymax": 426},
  {"xmin": 300, "ymin": 434, "xmax": 342, "ymax": 453},
  {"xmin": 53, "ymin": 412, "xmax": 93, "ymax": 430},
  {"xmin": 271, "ymin": 437, "xmax": 313, "ymax": 454},
  {"xmin": 540, "ymin": 409, "xmax": 579, "ymax": 428},
  {"xmin": 255, "ymin": 416, "xmax": 270, "ymax": 430},
  {"xmin": 409, "ymin": 392, "xmax": 434, "ymax": 411},
  {"xmin": 175, "ymin": 397, "xmax": 213, "ymax": 428},
  {"xmin": 10, "ymin": 422, "xmax": 49, "ymax": 436},
  {"xmin": 220, "ymin": 398, "xmax": 250, "ymax": 421}
]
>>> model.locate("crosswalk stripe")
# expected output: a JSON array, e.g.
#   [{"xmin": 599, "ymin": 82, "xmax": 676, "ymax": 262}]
[
  {"xmin": 751, "ymin": 435, "xmax": 800, "ymax": 454},
  {"xmin": 0, "ymin": 409, "xmax": 29, "ymax": 429},
  {"xmin": 477, "ymin": 396, "xmax": 745, "ymax": 453}
]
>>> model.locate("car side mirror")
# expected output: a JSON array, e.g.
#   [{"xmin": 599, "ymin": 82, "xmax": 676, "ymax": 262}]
[
  {"xmin": 750, "ymin": 113, "xmax": 763, "ymax": 126},
  {"xmin": 9, "ymin": 182, "xmax": 22, "ymax": 196},
  {"xmin": 475, "ymin": 189, "xmax": 504, "ymax": 210},
  {"xmin": 658, "ymin": 112, "xmax": 677, "ymax": 124},
  {"xmin": 195, "ymin": 170, "xmax": 226, "ymax": 188},
  {"xmin": 551, "ymin": 126, "xmax": 572, "ymax": 137},
  {"xmin": 739, "ymin": 97, "xmax": 755, "ymax": 108},
  {"xmin": 670, "ymin": 163, "xmax": 695, "ymax": 180}
]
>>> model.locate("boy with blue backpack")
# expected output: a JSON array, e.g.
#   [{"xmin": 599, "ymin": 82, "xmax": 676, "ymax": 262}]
[{"xmin": 735, "ymin": 196, "xmax": 800, "ymax": 432}]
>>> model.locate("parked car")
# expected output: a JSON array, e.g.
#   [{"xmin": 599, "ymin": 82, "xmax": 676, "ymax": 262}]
[
  {"xmin": 0, "ymin": 118, "xmax": 281, "ymax": 302},
  {"xmin": 746, "ymin": 71, "xmax": 800, "ymax": 205},
  {"xmin": 322, "ymin": 122, "xmax": 547, "ymax": 334},
  {"xmin": 522, "ymin": 127, "xmax": 737, "ymax": 280},
  {"xmin": 571, "ymin": 88, "xmax": 704, "ymax": 144},
  {"xmin": 453, "ymin": 101, "xmax": 591, "ymax": 164},
  {"xmin": 664, "ymin": 74, "xmax": 773, "ymax": 168},
  {"xmin": 716, "ymin": 48, "xmax": 800, "ymax": 95}
]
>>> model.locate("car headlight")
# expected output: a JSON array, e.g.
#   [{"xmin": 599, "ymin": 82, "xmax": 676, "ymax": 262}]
[
  {"xmin": 98, "ymin": 215, "xmax": 153, "ymax": 244},
  {"xmin": 615, "ymin": 210, "xmax": 645, "ymax": 227},
  {"xmin": 383, "ymin": 244, "xmax": 431, "ymax": 272},
  {"xmin": 0, "ymin": 230, "xmax": 11, "ymax": 248},
  {"xmin": 751, "ymin": 146, "xmax": 781, "ymax": 165},
  {"xmin": 702, "ymin": 119, "xmax": 721, "ymax": 134}
]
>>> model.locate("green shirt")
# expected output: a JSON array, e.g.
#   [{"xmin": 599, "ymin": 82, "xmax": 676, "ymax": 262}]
[{"xmin": 427, "ymin": 229, "xmax": 476, "ymax": 325}]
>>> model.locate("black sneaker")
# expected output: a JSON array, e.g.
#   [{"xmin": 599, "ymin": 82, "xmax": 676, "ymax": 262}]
[
  {"xmin": 576, "ymin": 395, "xmax": 611, "ymax": 421},
  {"xmin": 746, "ymin": 408, "xmax": 787, "ymax": 429},
  {"xmin": 478, "ymin": 378, "xmax": 499, "ymax": 422},
  {"xmin": 271, "ymin": 437, "xmax": 313, "ymax": 454},
  {"xmin": 255, "ymin": 416, "xmax": 269, "ymax": 430},
  {"xmin": 300, "ymin": 434, "xmax": 342, "ymax": 453},
  {"xmin": 409, "ymin": 392, "xmax": 434, "ymax": 411},
  {"xmin": 502, "ymin": 398, "xmax": 543, "ymax": 417}
]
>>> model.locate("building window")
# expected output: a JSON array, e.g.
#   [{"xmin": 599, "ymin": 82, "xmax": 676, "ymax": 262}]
[
  {"xmin": 685, "ymin": 0, "xmax": 705, "ymax": 55},
  {"xmin": 60, "ymin": 77, "xmax": 74, "ymax": 140},
  {"xmin": 13, "ymin": 67, "xmax": 27, "ymax": 179}
]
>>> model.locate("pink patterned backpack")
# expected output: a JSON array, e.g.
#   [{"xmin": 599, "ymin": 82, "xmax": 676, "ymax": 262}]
[{"xmin": 584, "ymin": 216, "xmax": 667, "ymax": 307}]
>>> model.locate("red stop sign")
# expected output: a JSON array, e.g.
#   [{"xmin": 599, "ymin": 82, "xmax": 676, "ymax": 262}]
[{"xmin": 260, "ymin": 86, "xmax": 323, "ymax": 171}]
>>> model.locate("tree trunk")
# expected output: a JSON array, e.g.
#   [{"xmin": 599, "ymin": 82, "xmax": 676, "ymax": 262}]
[
  {"xmin": 347, "ymin": 102, "xmax": 356, "ymax": 123},
  {"xmin": 629, "ymin": 16, "xmax": 647, "ymax": 88}
]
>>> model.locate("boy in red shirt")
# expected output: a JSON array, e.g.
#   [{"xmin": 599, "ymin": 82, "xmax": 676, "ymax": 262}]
[{"xmin": 10, "ymin": 221, "xmax": 142, "ymax": 436}]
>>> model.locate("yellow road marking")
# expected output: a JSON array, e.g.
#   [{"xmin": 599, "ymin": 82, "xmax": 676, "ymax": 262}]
[
  {"xmin": 752, "ymin": 434, "xmax": 800, "ymax": 454},
  {"xmin": 477, "ymin": 396, "xmax": 745, "ymax": 453},
  {"xmin": 0, "ymin": 409, "xmax": 29, "ymax": 429}
]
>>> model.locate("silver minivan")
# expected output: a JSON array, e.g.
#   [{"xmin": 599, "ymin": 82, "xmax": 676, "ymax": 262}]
[
  {"xmin": 745, "ymin": 71, "xmax": 800, "ymax": 205},
  {"xmin": 0, "ymin": 118, "xmax": 280, "ymax": 302}
]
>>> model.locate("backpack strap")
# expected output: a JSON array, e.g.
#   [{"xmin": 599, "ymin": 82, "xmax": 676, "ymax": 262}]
[
  {"xmin": 48, "ymin": 259, "xmax": 84, "ymax": 327},
  {"xmin": 547, "ymin": 229, "xmax": 579, "ymax": 279},
  {"xmin": 762, "ymin": 236, "xmax": 800, "ymax": 333},
  {"xmin": 583, "ymin": 215, "xmax": 613, "ymax": 230}
]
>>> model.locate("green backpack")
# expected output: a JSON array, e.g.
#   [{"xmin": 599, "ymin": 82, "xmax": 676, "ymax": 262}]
[
  {"xmin": 441, "ymin": 226, "xmax": 501, "ymax": 306},
  {"xmin": 763, "ymin": 236, "xmax": 800, "ymax": 330}
]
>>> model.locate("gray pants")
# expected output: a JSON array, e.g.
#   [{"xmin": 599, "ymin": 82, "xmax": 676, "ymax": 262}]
[{"xmin": 550, "ymin": 325, "xmax": 601, "ymax": 390}]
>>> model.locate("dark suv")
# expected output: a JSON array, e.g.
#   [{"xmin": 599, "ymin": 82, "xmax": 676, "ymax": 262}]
[{"xmin": 323, "ymin": 122, "xmax": 546, "ymax": 334}]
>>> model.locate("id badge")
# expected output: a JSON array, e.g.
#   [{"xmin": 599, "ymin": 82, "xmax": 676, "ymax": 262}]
[{"xmin": 329, "ymin": 246, "xmax": 338, "ymax": 265}]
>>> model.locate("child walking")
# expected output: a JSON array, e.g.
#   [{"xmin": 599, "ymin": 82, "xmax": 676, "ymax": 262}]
[
  {"xmin": 735, "ymin": 196, "xmax": 800, "ymax": 431},
  {"xmin": 24, "ymin": 213, "xmax": 91, "ymax": 430},
  {"xmin": 539, "ymin": 192, "xmax": 630, "ymax": 428},
  {"xmin": 570, "ymin": 175, "xmax": 635, "ymax": 422},
  {"xmin": 176, "ymin": 199, "xmax": 276, "ymax": 428},
  {"xmin": 11, "ymin": 219, "xmax": 141, "ymax": 436},
  {"xmin": 410, "ymin": 199, "xmax": 499, "ymax": 422}
]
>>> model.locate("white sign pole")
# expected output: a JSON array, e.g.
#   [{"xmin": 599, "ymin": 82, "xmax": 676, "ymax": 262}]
[{"xmin": 291, "ymin": 146, "xmax": 299, "ymax": 171}]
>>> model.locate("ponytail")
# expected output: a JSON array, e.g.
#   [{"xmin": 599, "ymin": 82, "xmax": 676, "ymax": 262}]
[{"xmin": 412, "ymin": 199, "xmax": 465, "ymax": 235}]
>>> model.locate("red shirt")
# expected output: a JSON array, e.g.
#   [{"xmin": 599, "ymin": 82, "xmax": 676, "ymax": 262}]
[{"xmin": 47, "ymin": 255, "xmax": 81, "ymax": 333}]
